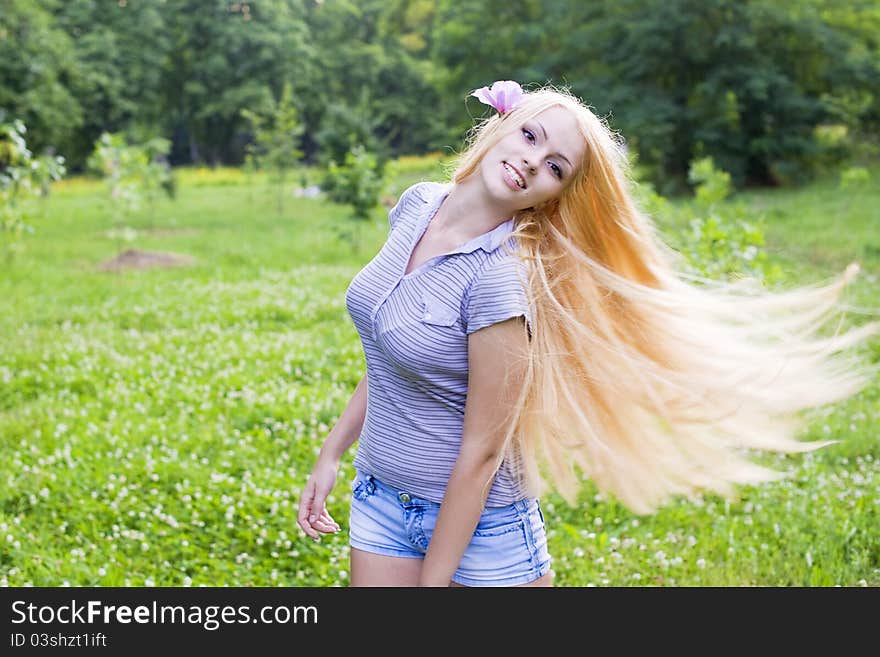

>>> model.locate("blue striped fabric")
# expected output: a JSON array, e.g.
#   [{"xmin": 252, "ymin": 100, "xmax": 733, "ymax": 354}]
[{"xmin": 344, "ymin": 181, "xmax": 533, "ymax": 506}]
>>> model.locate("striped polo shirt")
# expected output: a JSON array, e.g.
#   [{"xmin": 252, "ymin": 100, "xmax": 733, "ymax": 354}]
[{"xmin": 344, "ymin": 180, "xmax": 533, "ymax": 507}]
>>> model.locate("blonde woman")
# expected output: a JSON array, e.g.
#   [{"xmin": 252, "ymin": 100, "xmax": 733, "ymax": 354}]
[{"xmin": 298, "ymin": 81, "xmax": 879, "ymax": 587}]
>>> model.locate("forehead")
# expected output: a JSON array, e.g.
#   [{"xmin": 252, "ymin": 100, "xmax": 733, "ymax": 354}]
[{"xmin": 529, "ymin": 106, "xmax": 585, "ymax": 156}]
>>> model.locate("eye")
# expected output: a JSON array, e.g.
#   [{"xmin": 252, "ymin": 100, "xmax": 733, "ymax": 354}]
[
  {"xmin": 522, "ymin": 128, "xmax": 536, "ymax": 143},
  {"xmin": 549, "ymin": 163, "xmax": 563, "ymax": 179}
]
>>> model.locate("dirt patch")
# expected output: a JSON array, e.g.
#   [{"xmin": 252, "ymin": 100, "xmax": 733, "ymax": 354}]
[{"xmin": 98, "ymin": 249, "xmax": 196, "ymax": 271}]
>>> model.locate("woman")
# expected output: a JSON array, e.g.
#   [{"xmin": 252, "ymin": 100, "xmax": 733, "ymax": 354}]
[{"xmin": 298, "ymin": 81, "xmax": 879, "ymax": 587}]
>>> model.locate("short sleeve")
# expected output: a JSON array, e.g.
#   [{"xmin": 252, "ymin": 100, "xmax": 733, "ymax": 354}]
[{"xmin": 465, "ymin": 254, "xmax": 532, "ymax": 336}]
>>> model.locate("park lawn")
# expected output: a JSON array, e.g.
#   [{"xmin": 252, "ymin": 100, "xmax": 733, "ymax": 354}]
[{"xmin": 0, "ymin": 161, "xmax": 877, "ymax": 587}]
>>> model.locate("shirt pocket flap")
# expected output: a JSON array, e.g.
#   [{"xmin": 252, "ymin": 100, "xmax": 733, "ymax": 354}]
[{"xmin": 420, "ymin": 293, "xmax": 459, "ymax": 327}]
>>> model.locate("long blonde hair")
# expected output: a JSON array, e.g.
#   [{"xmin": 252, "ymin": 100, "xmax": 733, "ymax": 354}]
[{"xmin": 450, "ymin": 84, "xmax": 880, "ymax": 514}]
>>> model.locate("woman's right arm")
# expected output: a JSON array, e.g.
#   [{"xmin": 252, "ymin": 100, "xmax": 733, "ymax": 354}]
[
  {"xmin": 297, "ymin": 374, "xmax": 368, "ymax": 540},
  {"xmin": 318, "ymin": 374, "xmax": 368, "ymax": 464}
]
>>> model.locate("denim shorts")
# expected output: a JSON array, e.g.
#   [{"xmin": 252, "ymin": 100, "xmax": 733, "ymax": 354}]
[{"xmin": 348, "ymin": 470, "xmax": 552, "ymax": 586}]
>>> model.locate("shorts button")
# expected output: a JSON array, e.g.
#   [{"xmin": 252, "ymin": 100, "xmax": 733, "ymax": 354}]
[{"xmin": 398, "ymin": 492, "xmax": 411, "ymax": 503}]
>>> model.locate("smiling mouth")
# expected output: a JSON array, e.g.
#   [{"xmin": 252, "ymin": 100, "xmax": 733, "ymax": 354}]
[{"xmin": 503, "ymin": 162, "xmax": 526, "ymax": 189}]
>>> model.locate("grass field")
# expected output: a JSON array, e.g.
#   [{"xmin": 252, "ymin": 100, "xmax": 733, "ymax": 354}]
[{"xmin": 1, "ymin": 160, "xmax": 878, "ymax": 586}]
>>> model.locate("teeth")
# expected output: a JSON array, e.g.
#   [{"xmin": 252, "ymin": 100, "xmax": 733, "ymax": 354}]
[{"xmin": 504, "ymin": 163, "xmax": 525, "ymax": 188}]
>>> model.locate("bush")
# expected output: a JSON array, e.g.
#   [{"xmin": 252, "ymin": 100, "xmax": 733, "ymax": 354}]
[
  {"xmin": 1, "ymin": 118, "xmax": 66, "ymax": 258},
  {"xmin": 683, "ymin": 158, "xmax": 781, "ymax": 284},
  {"xmin": 320, "ymin": 145, "xmax": 385, "ymax": 221}
]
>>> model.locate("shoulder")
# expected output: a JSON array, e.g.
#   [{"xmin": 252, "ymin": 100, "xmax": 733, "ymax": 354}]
[
  {"xmin": 388, "ymin": 181, "xmax": 447, "ymax": 229},
  {"xmin": 472, "ymin": 245, "xmax": 529, "ymax": 290},
  {"xmin": 395, "ymin": 180, "xmax": 449, "ymax": 212},
  {"xmin": 464, "ymin": 247, "xmax": 531, "ymax": 336},
  {"xmin": 408, "ymin": 180, "xmax": 447, "ymax": 203}
]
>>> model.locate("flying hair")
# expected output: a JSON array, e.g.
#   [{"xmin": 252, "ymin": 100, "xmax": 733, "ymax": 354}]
[{"xmin": 445, "ymin": 83, "xmax": 880, "ymax": 514}]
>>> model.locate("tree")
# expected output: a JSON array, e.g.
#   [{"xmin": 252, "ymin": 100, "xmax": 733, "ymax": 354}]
[
  {"xmin": 241, "ymin": 81, "xmax": 304, "ymax": 214},
  {"xmin": 49, "ymin": 0, "xmax": 171, "ymax": 172},
  {"xmin": 321, "ymin": 145, "xmax": 387, "ymax": 254},
  {"xmin": 0, "ymin": 118, "xmax": 66, "ymax": 260},
  {"xmin": 299, "ymin": 0, "xmax": 446, "ymax": 163},
  {"xmin": 0, "ymin": 0, "xmax": 82, "ymax": 165},
  {"xmin": 158, "ymin": 0, "xmax": 311, "ymax": 166},
  {"xmin": 550, "ymin": 0, "xmax": 880, "ymax": 189},
  {"xmin": 86, "ymin": 132, "xmax": 172, "ymax": 251}
]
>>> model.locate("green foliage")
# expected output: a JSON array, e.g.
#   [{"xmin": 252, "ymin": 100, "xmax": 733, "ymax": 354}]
[
  {"xmin": 321, "ymin": 145, "xmax": 387, "ymax": 253},
  {"xmin": 30, "ymin": 152, "xmax": 69, "ymax": 198},
  {"xmin": 429, "ymin": 0, "xmax": 880, "ymax": 190},
  {"xmin": 382, "ymin": 152, "xmax": 451, "ymax": 198},
  {"xmin": 321, "ymin": 145, "xmax": 386, "ymax": 221},
  {"xmin": 313, "ymin": 87, "xmax": 389, "ymax": 170},
  {"xmin": 241, "ymin": 81, "xmax": 304, "ymax": 214},
  {"xmin": 147, "ymin": 0, "xmax": 311, "ymax": 168},
  {"xmin": 300, "ymin": 0, "xmax": 446, "ymax": 163},
  {"xmin": 0, "ymin": 118, "xmax": 66, "ymax": 259},
  {"xmin": 840, "ymin": 166, "xmax": 871, "ymax": 191},
  {"xmin": 0, "ymin": 0, "xmax": 83, "ymax": 166},
  {"xmin": 670, "ymin": 158, "xmax": 782, "ymax": 284},
  {"xmin": 688, "ymin": 157, "xmax": 733, "ymax": 207},
  {"xmin": 86, "ymin": 132, "xmax": 172, "ymax": 239},
  {"xmin": 3, "ymin": 0, "xmax": 878, "ymax": 188}
]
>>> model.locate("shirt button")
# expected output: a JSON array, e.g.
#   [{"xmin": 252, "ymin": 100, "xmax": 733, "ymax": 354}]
[
  {"xmin": 423, "ymin": 313, "xmax": 431, "ymax": 321},
  {"xmin": 398, "ymin": 493, "xmax": 411, "ymax": 503}
]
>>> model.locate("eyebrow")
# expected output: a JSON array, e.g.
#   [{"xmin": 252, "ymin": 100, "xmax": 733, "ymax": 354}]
[{"xmin": 536, "ymin": 121, "xmax": 573, "ymax": 171}]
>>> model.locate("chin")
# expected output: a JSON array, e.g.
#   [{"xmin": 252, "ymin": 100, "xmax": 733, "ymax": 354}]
[{"xmin": 480, "ymin": 163, "xmax": 508, "ymax": 198}]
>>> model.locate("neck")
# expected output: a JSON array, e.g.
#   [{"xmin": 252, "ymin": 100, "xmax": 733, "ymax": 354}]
[{"xmin": 432, "ymin": 178, "xmax": 517, "ymax": 240}]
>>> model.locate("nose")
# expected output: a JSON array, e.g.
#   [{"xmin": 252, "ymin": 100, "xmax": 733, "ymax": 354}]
[{"xmin": 522, "ymin": 158, "xmax": 536, "ymax": 176}]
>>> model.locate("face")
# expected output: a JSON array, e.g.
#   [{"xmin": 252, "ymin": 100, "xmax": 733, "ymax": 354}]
[{"xmin": 480, "ymin": 105, "xmax": 586, "ymax": 211}]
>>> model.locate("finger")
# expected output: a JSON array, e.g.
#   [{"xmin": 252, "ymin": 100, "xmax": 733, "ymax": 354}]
[
  {"xmin": 298, "ymin": 482, "xmax": 315, "ymax": 525},
  {"xmin": 309, "ymin": 494, "xmax": 328, "ymax": 525},
  {"xmin": 299, "ymin": 515, "xmax": 320, "ymax": 539},
  {"xmin": 299, "ymin": 519, "xmax": 319, "ymax": 540},
  {"xmin": 319, "ymin": 509, "xmax": 340, "ymax": 531},
  {"xmin": 310, "ymin": 509, "xmax": 338, "ymax": 532},
  {"xmin": 310, "ymin": 518, "xmax": 338, "ymax": 534},
  {"xmin": 298, "ymin": 484, "xmax": 319, "ymax": 539}
]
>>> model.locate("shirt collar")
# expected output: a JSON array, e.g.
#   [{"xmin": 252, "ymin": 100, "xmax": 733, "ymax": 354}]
[{"xmin": 426, "ymin": 183, "xmax": 516, "ymax": 255}]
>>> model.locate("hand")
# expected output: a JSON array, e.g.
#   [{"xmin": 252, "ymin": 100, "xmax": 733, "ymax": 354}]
[{"xmin": 298, "ymin": 458, "xmax": 342, "ymax": 541}]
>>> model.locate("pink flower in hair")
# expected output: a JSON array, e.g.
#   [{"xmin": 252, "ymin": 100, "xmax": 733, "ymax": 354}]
[{"xmin": 470, "ymin": 80, "xmax": 524, "ymax": 114}]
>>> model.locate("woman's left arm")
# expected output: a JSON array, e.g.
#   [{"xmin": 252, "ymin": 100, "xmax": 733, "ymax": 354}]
[{"xmin": 419, "ymin": 315, "xmax": 530, "ymax": 587}]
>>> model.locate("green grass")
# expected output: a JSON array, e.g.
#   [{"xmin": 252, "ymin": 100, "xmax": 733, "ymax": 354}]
[{"xmin": 1, "ymin": 161, "xmax": 878, "ymax": 586}]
